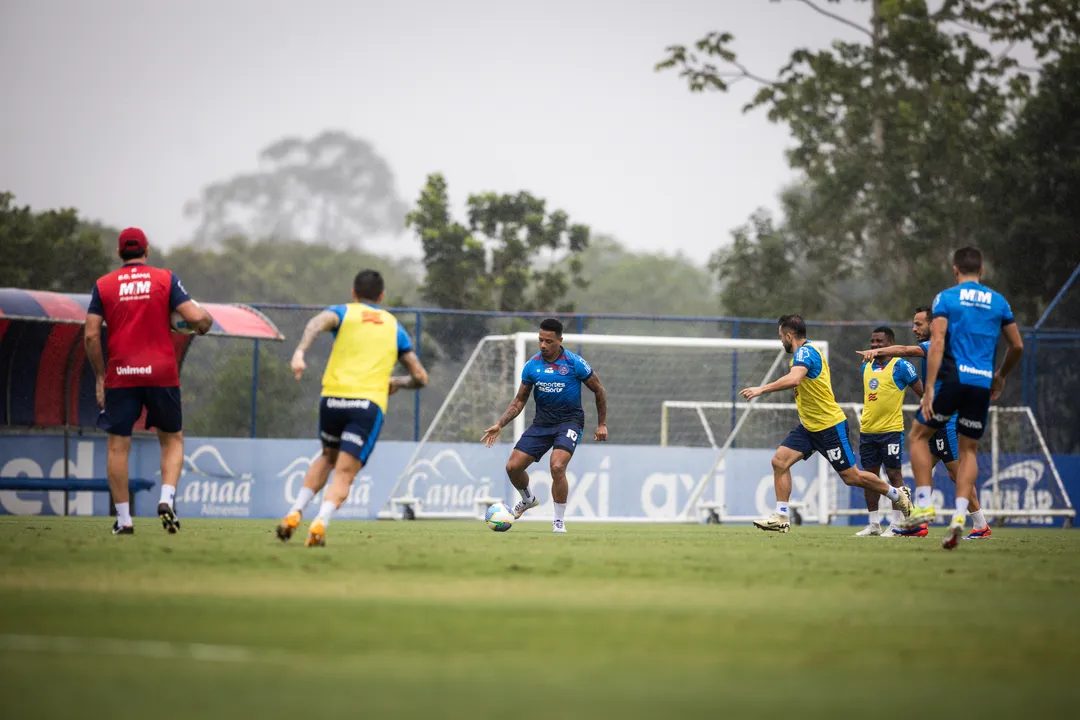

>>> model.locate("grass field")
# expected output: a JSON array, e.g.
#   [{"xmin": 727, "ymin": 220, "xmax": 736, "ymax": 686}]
[{"xmin": 1, "ymin": 517, "xmax": 1078, "ymax": 719}]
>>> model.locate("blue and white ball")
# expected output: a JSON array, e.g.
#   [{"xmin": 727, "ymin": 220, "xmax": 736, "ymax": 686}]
[{"xmin": 485, "ymin": 502, "xmax": 514, "ymax": 532}]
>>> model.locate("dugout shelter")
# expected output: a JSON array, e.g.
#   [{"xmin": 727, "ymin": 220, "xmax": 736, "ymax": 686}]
[{"xmin": 0, "ymin": 288, "xmax": 283, "ymax": 432}]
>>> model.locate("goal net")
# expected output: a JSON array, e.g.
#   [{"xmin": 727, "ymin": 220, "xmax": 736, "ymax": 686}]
[
  {"xmin": 662, "ymin": 401, "xmax": 1075, "ymax": 526},
  {"xmin": 378, "ymin": 332, "xmax": 790, "ymax": 520}
]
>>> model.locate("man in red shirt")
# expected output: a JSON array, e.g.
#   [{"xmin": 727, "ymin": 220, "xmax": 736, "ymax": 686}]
[{"xmin": 84, "ymin": 228, "xmax": 212, "ymax": 535}]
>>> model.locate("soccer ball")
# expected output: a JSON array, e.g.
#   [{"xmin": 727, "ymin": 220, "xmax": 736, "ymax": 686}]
[
  {"xmin": 485, "ymin": 502, "xmax": 514, "ymax": 532},
  {"xmin": 169, "ymin": 310, "xmax": 195, "ymax": 335}
]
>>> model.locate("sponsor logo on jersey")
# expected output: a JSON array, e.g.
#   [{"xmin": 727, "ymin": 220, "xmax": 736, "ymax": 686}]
[
  {"xmin": 360, "ymin": 311, "xmax": 385, "ymax": 324},
  {"xmin": 868, "ymin": 392, "xmax": 878, "ymax": 402},
  {"xmin": 118, "ymin": 280, "xmax": 152, "ymax": 299},
  {"xmin": 958, "ymin": 364, "xmax": 994, "ymax": 379},
  {"xmin": 959, "ymin": 288, "xmax": 993, "ymax": 306},
  {"xmin": 116, "ymin": 365, "xmax": 152, "ymax": 376},
  {"xmin": 544, "ymin": 367, "xmax": 555, "ymax": 374},
  {"xmin": 868, "ymin": 378, "xmax": 879, "ymax": 390},
  {"xmin": 536, "ymin": 382, "xmax": 565, "ymax": 393},
  {"xmin": 326, "ymin": 398, "xmax": 372, "ymax": 409},
  {"xmin": 558, "ymin": 365, "xmax": 570, "ymax": 376},
  {"xmin": 958, "ymin": 417, "xmax": 984, "ymax": 430}
]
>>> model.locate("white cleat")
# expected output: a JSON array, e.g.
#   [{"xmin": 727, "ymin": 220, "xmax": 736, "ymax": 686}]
[
  {"xmin": 513, "ymin": 495, "xmax": 540, "ymax": 519},
  {"xmin": 854, "ymin": 523, "xmax": 882, "ymax": 537},
  {"xmin": 752, "ymin": 513, "xmax": 790, "ymax": 533},
  {"xmin": 552, "ymin": 519, "xmax": 567, "ymax": 534}
]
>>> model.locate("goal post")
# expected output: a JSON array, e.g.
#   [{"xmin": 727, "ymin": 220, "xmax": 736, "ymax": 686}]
[
  {"xmin": 379, "ymin": 332, "xmax": 791, "ymax": 520},
  {"xmin": 662, "ymin": 401, "xmax": 1076, "ymax": 525}
]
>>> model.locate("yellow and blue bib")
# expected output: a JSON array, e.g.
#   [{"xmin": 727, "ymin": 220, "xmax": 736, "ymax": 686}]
[
  {"xmin": 321, "ymin": 303, "xmax": 412, "ymax": 411},
  {"xmin": 860, "ymin": 357, "xmax": 918, "ymax": 434},
  {"xmin": 791, "ymin": 342, "xmax": 847, "ymax": 432}
]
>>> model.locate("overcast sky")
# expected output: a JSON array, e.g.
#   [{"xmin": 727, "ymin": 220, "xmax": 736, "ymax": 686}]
[{"xmin": 1, "ymin": 0, "xmax": 872, "ymax": 264}]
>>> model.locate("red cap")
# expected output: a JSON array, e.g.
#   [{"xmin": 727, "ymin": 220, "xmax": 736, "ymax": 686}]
[{"xmin": 118, "ymin": 227, "xmax": 148, "ymax": 253}]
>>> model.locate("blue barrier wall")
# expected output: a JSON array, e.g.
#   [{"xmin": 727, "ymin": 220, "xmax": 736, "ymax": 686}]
[{"xmin": 1, "ymin": 435, "xmax": 1075, "ymax": 524}]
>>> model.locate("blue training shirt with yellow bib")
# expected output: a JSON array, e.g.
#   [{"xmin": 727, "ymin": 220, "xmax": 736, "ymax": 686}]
[
  {"xmin": 858, "ymin": 357, "xmax": 918, "ymax": 470},
  {"xmin": 317, "ymin": 303, "xmax": 412, "ymax": 463},
  {"xmin": 781, "ymin": 342, "xmax": 857, "ymax": 474}
]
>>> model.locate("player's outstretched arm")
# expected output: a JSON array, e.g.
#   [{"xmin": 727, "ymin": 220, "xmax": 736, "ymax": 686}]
[
  {"xmin": 991, "ymin": 323, "xmax": 1024, "ymax": 400},
  {"xmin": 481, "ymin": 383, "xmax": 532, "ymax": 447},
  {"xmin": 174, "ymin": 300, "xmax": 213, "ymax": 335},
  {"xmin": 921, "ymin": 317, "xmax": 948, "ymax": 419},
  {"xmin": 740, "ymin": 365, "xmax": 808, "ymax": 400},
  {"xmin": 584, "ymin": 373, "xmax": 608, "ymax": 442},
  {"xmin": 389, "ymin": 352, "xmax": 429, "ymax": 395},
  {"xmin": 83, "ymin": 313, "xmax": 106, "ymax": 407},
  {"xmin": 291, "ymin": 310, "xmax": 340, "ymax": 380},
  {"xmin": 856, "ymin": 344, "xmax": 924, "ymax": 362}
]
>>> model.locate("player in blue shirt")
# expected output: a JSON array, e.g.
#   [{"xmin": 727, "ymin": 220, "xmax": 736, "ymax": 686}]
[
  {"xmin": 859, "ymin": 305, "xmax": 989, "ymax": 539},
  {"xmin": 481, "ymin": 318, "xmax": 608, "ymax": 533},
  {"xmin": 910, "ymin": 247, "xmax": 1024, "ymax": 549}
]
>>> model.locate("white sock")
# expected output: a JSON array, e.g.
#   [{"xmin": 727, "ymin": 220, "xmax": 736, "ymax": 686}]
[
  {"xmin": 290, "ymin": 486, "xmax": 316, "ymax": 515},
  {"xmin": 970, "ymin": 510, "xmax": 988, "ymax": 530},
  {"xmin": 885, "ymin": 486, "xmax": 900, "ymax": 502},
  {"xmin": 116, "ymin": 502, "xmax": 132, "ymax": 527},
  {"xmin": 775, "ymin": 501, "xmax": 789, "ymax": 516},
  {"xmin": 159, "ymin": 484, "xmax": 176, "ymax": 508},
  {"xmin": 554, "ymin": 502, "xmax": 566, "ymax": 521},
  {"xmin": 955, "ymin": 497, "xmax": 970, "ymax": 517},
  {"xmin": 315, "ymin": 500, "xmax": 335, "ymax": 528},
  {"xmin": 914, "ymin": 486, "xmax": 933, "ymax": 508},
  {"xmin": 868, "ymin": 510, "xmax": 880, "ymax": 525},
  {"xmin": 517, "ymin": 485, "xmax": 534, "ymax": 501}
]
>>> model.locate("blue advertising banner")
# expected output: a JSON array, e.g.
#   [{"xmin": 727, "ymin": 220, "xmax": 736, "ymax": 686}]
[{"xmin": 1, "ymin": 434, "xmax": 1074, "ymax": 525}]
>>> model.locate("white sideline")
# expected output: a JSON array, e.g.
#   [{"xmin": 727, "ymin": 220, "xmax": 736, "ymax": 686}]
[{"xmin": 0, "ymin": 634, "xmax": 287, "ymax": 665}]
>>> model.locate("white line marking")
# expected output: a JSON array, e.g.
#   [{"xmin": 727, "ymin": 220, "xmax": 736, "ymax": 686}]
[{"xmin": 0, "ymin": 634, "xmax": 287, "ymax": 664}]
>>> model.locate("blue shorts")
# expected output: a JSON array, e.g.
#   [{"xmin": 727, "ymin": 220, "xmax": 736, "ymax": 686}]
[
  {"xmin": 917, "ymin": 382, "xmax": 991, "ymax": 440},
  {"xmin": 319, "ymin": 397, "xmax": 383, "ymax": 464},
  {"xmin": 859, "ymin": 431, "xmax": 904, "ymax": 470},
  {"xmin": 782, "ymin": 421, "xmax": 857, "ymax": 474},
  {"xmin": 514, "ymin": 422, "xmax": 583, "ymax": 461},
  {"xmin": 97, "ymin": 386, "xmax": 182, "ymax": 436},
  {"xmin": 929, "ymin": 420, "xmax": 959, "ymax": 464}
]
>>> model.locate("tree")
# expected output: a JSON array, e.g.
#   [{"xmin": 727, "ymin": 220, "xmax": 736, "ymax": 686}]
[
  {"xmin": 0, "ymin": 193, "xmax": 112, "ymax": 292},
  {"xmin": 406, "ymin": 173, "xmax": 590, "ymax": 353},
  {"xmin": 185, "ymin": 344, "xmax": 304, "ymax": 438},
  {"xmin": 658, "ymin": 0, "xmax": 1080, "ymax": 320},
  {"xmin": 185, "ymin": 131, "xmax": 409, "ymax": 249}
]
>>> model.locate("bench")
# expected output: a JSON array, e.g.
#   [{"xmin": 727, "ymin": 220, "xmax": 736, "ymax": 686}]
[{"xmin": 0, "ymin": 478, "xmax": 156, "ymax": 516}]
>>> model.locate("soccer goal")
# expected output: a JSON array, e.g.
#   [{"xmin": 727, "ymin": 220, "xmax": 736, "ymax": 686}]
[
  {"xmin": 661, "ymin": 401, "xmax": 1076, "ymax": 526},
  {"xmin": 378, "ymin": 332, "xmax": 790, "ymax": 520}
]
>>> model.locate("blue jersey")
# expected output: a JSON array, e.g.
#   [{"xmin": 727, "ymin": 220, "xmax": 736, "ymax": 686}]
[
  {"xmin": 931, "ymin": 282, "xmax": 1015, "ymax": 388},
  {"xmin": 521, "ymin": 348, "xmax": 593, "ymax": 427}
]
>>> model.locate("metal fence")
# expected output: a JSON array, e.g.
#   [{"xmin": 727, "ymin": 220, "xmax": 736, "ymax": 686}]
[{"xmin": 176, "ymin": 292, "xmax": 1080, "ymax": 456}]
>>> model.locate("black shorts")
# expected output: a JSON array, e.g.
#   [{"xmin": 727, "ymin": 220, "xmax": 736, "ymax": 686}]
[
  {"xmin": 319, "ymin": 397, "xmax": 383, "ymax": 464},
  {"xmin": 922, "ymin": 382, "xmax": 991, "ymax": 440},
  {"xmin": 97, "ymin": 386, "xmax": 182, "ymax": 436},
  {"xmin": 859, "ymin": 431, "xmax": 904, "ymax": 470},
  {"xmin": 781, "ymin": 421, "xmax": 857, "ymax": 474}
]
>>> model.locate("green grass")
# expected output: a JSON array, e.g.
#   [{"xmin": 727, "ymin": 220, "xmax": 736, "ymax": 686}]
[{"xmin": 0, "ymin": 517, "xmax": 1078, "ymax": 719}]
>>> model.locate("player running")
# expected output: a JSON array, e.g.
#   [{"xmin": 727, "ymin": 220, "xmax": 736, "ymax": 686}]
[
  {"xmin": 742, "ymin": 315, "xmax": 912, "ymax": 533},
  {"xmin": 853, "ymin": 326, "xmax": 922, "ymax": 537},
  {"xmin": 276, "ymin": 270, "xmax": 428, "ymax": 547},
  {"xmin": 481, "ymin": 318, "xmax": 608, "ymax": 534},
  {"xmin": 908, "ymin": 247, "xmax": 1023, "ymax": 549},
  {"xmin": 84, "ymin": 228, "xmax": 212, "ymax": 535},
  {"xmin": 858, "ymin": 305, "xmax": 990, "ymax": 539}
]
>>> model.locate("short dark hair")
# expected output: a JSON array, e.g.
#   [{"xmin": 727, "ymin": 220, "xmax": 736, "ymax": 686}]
[
  {"xmin": 119, "ymin": 247, "xmax": 147, "ymax": 261},
  {"xmin": 915, "ymin": 305, "xmax": 932, "ymax": 318},
  {"xmin": 778, "ymin": 314, "xmax": 806, "ymax": 339},
  {"xmin": 953, "ymin": 246, "xmax": 983, "ymax": 275},
  {"xmin": 872, "ymin": 326, "xmax": 895, "ymax": 342},
  {"xmin": 539, "ymin": 318, "xmax": 563, "ymax": 336},
  {"xmin": 353, "ymin": 269, "xmax": 384, "ymax": 302}
]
